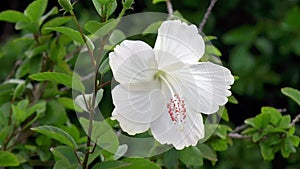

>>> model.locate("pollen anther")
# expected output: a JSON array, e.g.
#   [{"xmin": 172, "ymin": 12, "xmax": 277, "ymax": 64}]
[{"xmin": 167, "ymin": 94, "xmax": 187, "ymax": 130}]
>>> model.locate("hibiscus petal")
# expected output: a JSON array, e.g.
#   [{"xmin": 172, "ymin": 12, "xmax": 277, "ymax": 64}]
[
  {"xmin": 151, "ymin": 106, "xmax": 205, "ymax": 150},
  {"xmin": 111, "ymin": 84, "xmax": 165, "ymax": 135},
  {"xmin": 154, "ymin": 20, "xmax": 205, "ymax": 68},
  {"xmin": 111, "ymin": 109, "xmax": 150, "ymax": 135},
  {"xmin": 172, "ymin": 62, "xmax": 234, "ymax": 114},
  {"xmin": 109, "ymin": 40, "xmax": 158, "ymax": 84}
]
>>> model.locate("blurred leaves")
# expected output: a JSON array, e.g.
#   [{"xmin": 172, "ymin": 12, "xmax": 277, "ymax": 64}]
[{"xmin": 0, "ymin": 151, "xmax": 20, "ymax": 167}]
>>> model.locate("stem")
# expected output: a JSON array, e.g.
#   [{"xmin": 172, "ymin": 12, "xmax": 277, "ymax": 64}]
[
  {"xmin": 228, "ymin": 133, "xmax": 251, "ymax": 140},
  {"xmin": 98, "ymin": 80, "xmax": 112, "ymax": 89},
  {"xmin": 228, "ymin": 124, "xmax": 250, "ymax": 140},
  {"xmin": 291, "ymin": 113, "xmax": 300, "ymax": 126},
  {"xmin": 81, "ymin": 108, "xmax": 95, "ymax": 168},
  {"xmin": 166, "ymin": 0, "xmax": 174, "ymax": 15},
  {"xmin": 5, "ymin": 60, "xmax": 21, "ymax": 81},
  {"xmin": 80, "ymin": 6, "xmax": 129, "ymax": 168},
  {"xmin": 70, "ymin": 10, "xmax": 96, "ymax": 67},
  {"xmin": 198, "ymin": 0, "xmax": 218, "ymax": 32}
]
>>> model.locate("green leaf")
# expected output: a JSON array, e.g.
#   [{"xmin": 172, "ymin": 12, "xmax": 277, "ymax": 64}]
[
  {"xmin": 0, "ymin": 10, "xmax": 29, "ymax": 23},
  {"xmin": 84, "ymin": 20, "xmax": 103, "ymax": 34},
  {"xmin": 39, "ymin": 100, "xmax": 67, "ymax": 125},
  {"xmin": 260, "ymin": 143, "xmax": 274, "ymax": 160},
  {"xmin": 219, "ymin": 107, "xmax": 229, "ymax": 121},
  {"xmin": 261, "ymin": 107, "xmax": 282, "ymax": 125},
  {"xmin": 279, "ymin": 115, "xmax": 291, "ymax": 129},
  {"xmin": 290, "ymin": 135, "xmax": 300, "ymax": 147},
  {"xmin": 0, "ymin": 83, "xmax": 15, "ymax": 104},
  {"xmin": 121, "ymin": 158, "xmax": 161, "ymax": 169},
  {"xmin": 281, "ymin": 87, "xmax": 300, "ymax": 106},
  {"xmin": 13, "ymin": 83, "xmax": 25, "ymax": 99},
  {"xmin": 29, "ymin": 100, "xmax": 46, "ymax": 117},
  {"xmin": 241, "ymin": 127, "xmax": 257, "ymax": 135},
  {"xmin": 92, "ymin": 0, "xmax": 117, "ymax": 17},
  {"xmin": 92, "ymin": 161, "xmax": 130, "ymax": 169},
  {"xmin": 51, "ymin": 146, "xmax": 79, "ymax": 168},
  {"xmin": 58, "ymin": 97, "xmax": 82, "ymax": 112},
  {"xmin": 59, "ymin": 125, "xmax": 80, "ymax": 143},
  {"xmin": 80, "ymin": 118, "xmax": 119, "ymax": 153},
  {"xmin": 283, "ymin": 6, "xmax": 300, "ymax": 31},
  {"xmin": 228, "ymin": 95, "xmax": 238, "ymax": 104},
  {"xmin": 215, "ymin": 125, "xmax": 230, "ymax": 139},
  {"xmin": 179, "ymin": 147, "xmax": 203, "ymax": 166},
  {"xmin": 152, "ymin": 0, "xmax": 167, "ymax": 4},
  {"xmin": 29, "ymin": 72, "xmax": 85, "ymax": 92},
  {"xmin": 163, "ymin": 149, "xmax": 178, "ymax": 169},
  {"xmin": 25, "ymin": 44, "xmax": 48, "ymax": 58},
  {"xmin": 99, "ymin": 57, "xmax": 111, "ymax": 75},
  {"xmin": 95, "ymin": 19, "xmax": 118, "ymax": 37},
  {"xmin": 205, "ymin": 45, "xmax": 222, "ymax": 57},
  {"xmin": 223, "ymin": 25, "xmax": 257, "ymax": 45},
  {"xmin": 281, "ymin": 135, "xmax": 299, "ymax": 158},
  {"xmin": 109, "ymin": 30, "xmax": 126, "ymax": 45},
  {"xmin": 252, "ymin": 132, "xmax": 264, "ymax": 142},
  {"xmin": 46, "ymin": 27, "xmax": 84, "ymax": 44},
  {"xmin": 245, "ymin": 112, "xmax": 270, "ymax": 129},
  {"xmin": 198, "ymin": 144, "xmax": 218, "ymax": 161},
  {"xmin": 210, "ymin": 139, "xmax": 228, "ymax": 151},
  {"xmin": 106, "ymin": 0, "xmax": 117, "ymax": 16},
  {"xmin": 143, "ymin": 21, "xmax": 163, "ymax": 35},
  {"xmin": 204, "ymin": 36, "xmax": 217, "ymax": 42},
  {"xmin": 255, "ymin": 37, "xmax": 273, "ymax": 55},
  {"xmin": 0, "ymin": 151, "xmax": 20, "ymax": 166},
  {"xmin": 37, "ymin": 148, "xmax": 52, "ymax": 162},
  {"xmin": 25, "ymin": 0, "xmax": 48, "ymax": 22},
  {"xmin": 12, "ymin": 99, "xmax": 29, "ymax": 124},
  {"xmin": 41, "ymin": 6, "xmax": 59, "ymax": 23},
  {"xmin": 31, "ymin": 125, "xmax": 78, "ymax": 149},
  {"xmin": 41, "ymin": 16, "xmax": 72, "ymax": 34}
]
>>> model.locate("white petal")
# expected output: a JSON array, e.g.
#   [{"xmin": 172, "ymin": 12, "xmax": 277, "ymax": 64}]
[
  {"xmin": 154, "ymin": 20, "xmax": 205, "ymax": 68},
  {"xmin": 151, "ymin": 107, "xmax": 205, "ymax": 150},
  {"xmin": 109, "ymin": 40, "xmax": 158, "ymax": 84},
  {"xmin": 112, "ymin": 109, "xmax": 150, "ymax": 135},
  {"xmin": 111, "ymin": 84, "xmax": 166, "ymax": 135},
  {"xmin": 172, "ymin": 62, "xmax": 234, "ymax": 114}
]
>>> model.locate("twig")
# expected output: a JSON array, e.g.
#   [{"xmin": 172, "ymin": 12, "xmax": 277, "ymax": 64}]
[
  {"xmin": 5, "ymin": 60, "xmax": 22, "ymax": 81},
  {"xmin": 228, "ymin": 124, "xmax": 251, "ymax": 140},
  {"xmin": 231, "ymin": 124, "xmax": 247, "ymax": 133},
  {"xmin": 228, "ymin": 133, "xmax": 251, "ymax": 140},
  {"xmin": 291, "ymin": 113, "xmax": 300, "ymax": 126},
  {"xmin": 166, "ymin": 0, "xmax": 173, "ymax": 15},
  {"xmin": 198, "ymin": 0, "xmax": 218, "ymax": 32}
]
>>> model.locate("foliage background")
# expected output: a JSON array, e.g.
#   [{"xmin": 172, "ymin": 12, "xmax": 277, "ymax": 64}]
[{"xmin": 0, "ymin": 0, "xmax": 299, "ymax": 168}]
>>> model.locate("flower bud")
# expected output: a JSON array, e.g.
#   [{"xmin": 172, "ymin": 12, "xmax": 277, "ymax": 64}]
[
  {"xmin": 123, "ymin": 0, "xmax": 134, "ymax": 9},
  {"xmin": 58, "ymin": 0, "xmax": 73, "ymax": 11}
]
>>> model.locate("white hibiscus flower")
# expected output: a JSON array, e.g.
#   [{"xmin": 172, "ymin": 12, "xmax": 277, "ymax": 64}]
[{"xmin": 109, "ymin": 20, "xmax": 234, "ymax": 150}]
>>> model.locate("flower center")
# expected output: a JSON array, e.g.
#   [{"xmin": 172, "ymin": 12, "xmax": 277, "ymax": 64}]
[{"xmin": 155, "ymin": 70, "xmax": 187, "ymax": 131}]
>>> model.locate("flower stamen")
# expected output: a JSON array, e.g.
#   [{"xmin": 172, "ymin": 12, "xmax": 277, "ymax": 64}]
[
  {"xmin": 156, "ymin": 70, "xmax": 187, "ymax": 131},
  {"xmin": 167, "ymin": 94, "xmax": 186, "ymax": 131}
]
